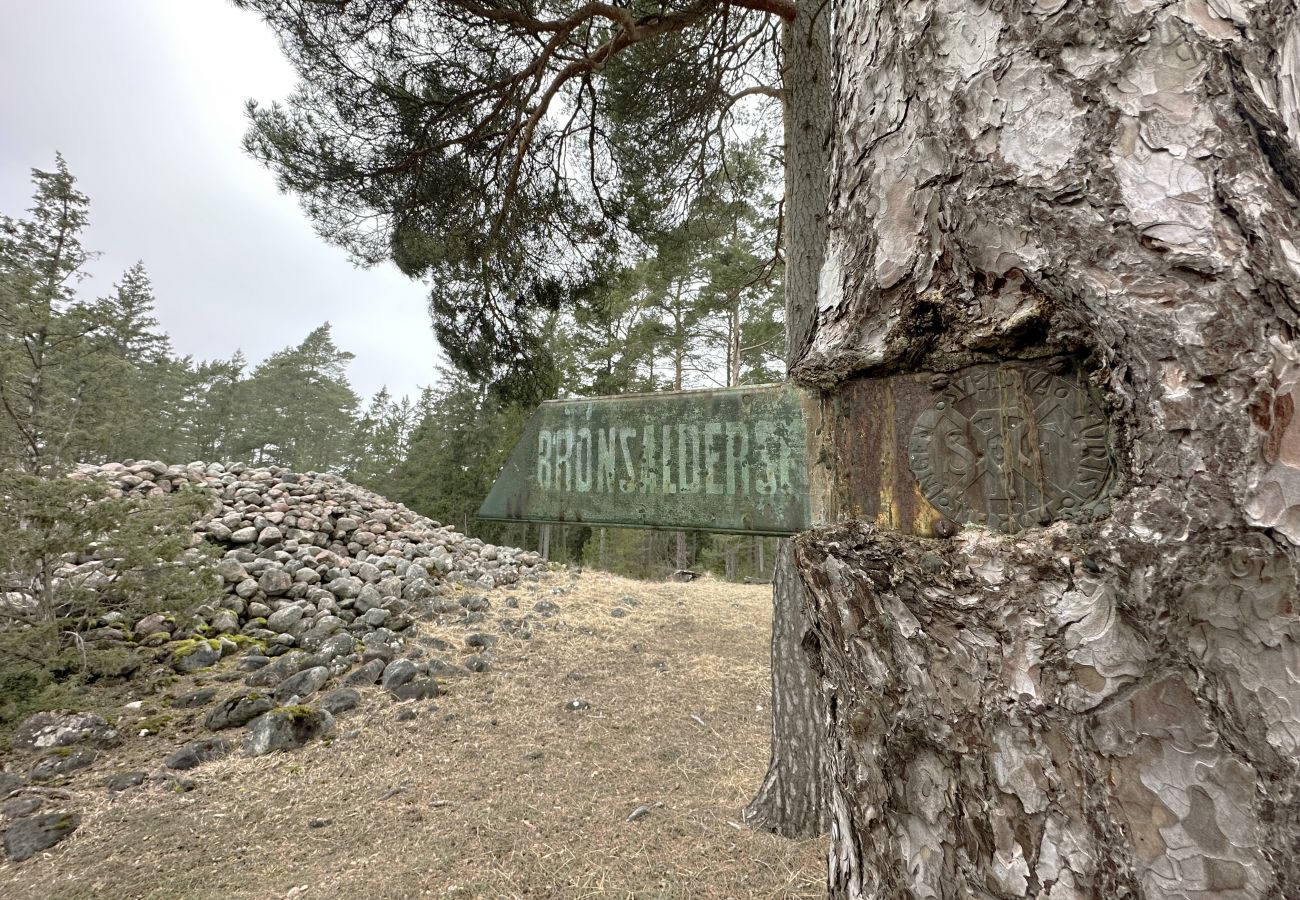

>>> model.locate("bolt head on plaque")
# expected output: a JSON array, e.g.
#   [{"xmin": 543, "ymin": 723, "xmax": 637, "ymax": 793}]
[{"xmin": 907, "ymin": 368, "xmax": 1112, "ymax": 533}]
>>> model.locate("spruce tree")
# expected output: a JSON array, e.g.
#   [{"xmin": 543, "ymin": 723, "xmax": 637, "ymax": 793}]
[{"xmin": 0, "ymin": 156, "xmax": 99, "ymax": 473}]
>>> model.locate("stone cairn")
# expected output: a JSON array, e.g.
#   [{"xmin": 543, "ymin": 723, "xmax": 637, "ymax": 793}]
[
  {"xmin": 2, "ymin": 461, "xmax": 551, "ymax": 860},
  {"xmin": 70, "ymin": 460, "xmax": 543, "ymax": 655}
]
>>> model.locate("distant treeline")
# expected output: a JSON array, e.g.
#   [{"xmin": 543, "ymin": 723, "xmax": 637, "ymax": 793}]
[{"xmin": 1, "ymin": 154, "xmax": 783, "ymax": 581}]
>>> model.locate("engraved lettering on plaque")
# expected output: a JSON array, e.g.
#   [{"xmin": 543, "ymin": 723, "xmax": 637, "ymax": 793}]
[{"xmin": 907, "ymin": 369, "xmax": 1112, "ymax": 532}]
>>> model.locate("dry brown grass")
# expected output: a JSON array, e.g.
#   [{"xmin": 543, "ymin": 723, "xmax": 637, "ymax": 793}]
[{"xmin": 0, "ymin": 571, "xmax": 825, "ymax": 899}]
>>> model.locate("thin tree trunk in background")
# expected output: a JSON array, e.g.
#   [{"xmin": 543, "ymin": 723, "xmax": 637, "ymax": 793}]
[
  {"xmin": 539, "ymin": 523, "xmax": 550, "ymax": 562},
  {"xmin": 790, "ymin": 1, "xmax": 1300, "ymax": 895},
  {"xmin": 755, "ymin": 536, "xmax": 765, "ymax": 579},
  {"xmin": 744, "ymin": 0, "xmax": 834, "ymax": 841},
  {"xmin": 743, "ymin": 540, "xmax": 827, "ymax": 837},
  {"xmin": 729, "ymin": 303, "xmax": 742, "ymax": 389},
  {"xmin": 598, "ymin": 527, "xmax": 607, "ymax": 569},
  {"xmin": 674, "ymin": 530, "xmax": 688, "ymax": 571}
]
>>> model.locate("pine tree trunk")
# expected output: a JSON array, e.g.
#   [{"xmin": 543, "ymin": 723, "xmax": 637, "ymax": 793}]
[
  {"xmin": 743, "ymin": 3, "xmax": 835, "ymax": 840},
  {"xmin": 787, "ymin": 1, "xmax": 1300, "ymax": 895},
  {"xmin": 744, "ymin": 539, "xmax": 829, "ymax": 838}
]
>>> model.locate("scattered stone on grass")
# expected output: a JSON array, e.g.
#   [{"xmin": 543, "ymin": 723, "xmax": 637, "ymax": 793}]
[
  {"xmin": 204, "ymin": 693, "xmax": 276, "ymax": 731},
  {"xmin": 12, "ymin": 712, "xmax": 118, "ymax": 754},
  {"xmin": 243, "ymin": 707, "xmax": 334, "ymax": 757},
  {"xmin": 2, "ymin": 796, "xmax": 43, "ymax": 819},
  {"xmin": 105, "ymin": 772, "xmax": 147, "ymax": 793},
  {"xmin": 3, "ymin": 811, "xmax": 81, "ymax": 862},
  {"xmin": 317, "ymin": 688, "xmax": 361, "ymax": 716},
  {"xmin": 165, "ymin": 737, "xmax": 231, "ymax": 771},
  {"xmin": 29, "ymin": 750, "xmax": 96, "ymax": 782},
  {"xmin": 171, "ymin": 688, "xmax": 218, "ymax": 709}
]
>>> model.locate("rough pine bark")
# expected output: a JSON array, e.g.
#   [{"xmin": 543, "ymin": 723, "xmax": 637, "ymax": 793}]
[
  {"xmin": 784, "ymin": 0, "xmax": 1300, "ymax": 896},
  {"xmin": 743, "ymin": 4, "xmax": 835, "ymax": 839},
  {"xmin": 745, "ymin": 540, "xmax": 830, "ymax": 836}
]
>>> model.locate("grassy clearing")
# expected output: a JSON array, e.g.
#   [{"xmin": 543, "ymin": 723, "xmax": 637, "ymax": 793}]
[{"xmin": 0, "ymin": 571, "xmax": 825, "ymax": 899}]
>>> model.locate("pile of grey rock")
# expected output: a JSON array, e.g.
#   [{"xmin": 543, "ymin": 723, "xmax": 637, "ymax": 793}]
[
  {"xmin": 2, "ymin": 462, "xmax": 562, "ymax": 861},
  {"xmin": 64, "ymin": 460, "xmax": 543, "ymax": 663}
]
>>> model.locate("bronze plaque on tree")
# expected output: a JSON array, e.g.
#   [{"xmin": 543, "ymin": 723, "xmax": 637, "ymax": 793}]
[
  {"xmin": 906, "ymin": 368, "xmax": 1112, "ymax": 532},
  {"xmin": 819, "ymin": 363, "xmax": 1115, "ymax": 536},
  {"xmin": 477, "ymin": 383, "xmax": 817, "ymax": 535}
]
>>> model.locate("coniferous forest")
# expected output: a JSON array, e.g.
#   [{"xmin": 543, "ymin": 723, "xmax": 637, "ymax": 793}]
[{"xmin": 1, "ymin": 152, "xmax": 785, "ymax": 583}]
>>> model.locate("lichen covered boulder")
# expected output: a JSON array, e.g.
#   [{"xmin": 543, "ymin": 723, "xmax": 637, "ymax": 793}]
[
  {"xmin": 12, "ymin": 712, "xmax": 119, "ymax": 754},
  {"xmin": 243, "ymin": 707, "xmax": 334, "ymax": 757},
  {"xmin": 170, "ymin": 638, "xmax": 223, "ymax": 674}
]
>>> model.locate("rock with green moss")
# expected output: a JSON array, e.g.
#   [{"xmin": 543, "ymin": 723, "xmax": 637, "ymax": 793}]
[
  {"xmin": 243, "ymin": 707, "xmax": 334, "ymax": 757},
  {"xmin": 226, "ymin": 634, "xmax": 266, "ymax": 652},
  {"xmin": 169, "ymin": 639, "xmax": 222, "ymax": 674},
  {"xmin": 135, "ymin": 714, "xmax": 172, "ymax": 736},
  {"xmin": 3, "ymin": 811, "xmax": 80, "ymax": 861},
  {"xmin": 211, "ymin": 609, "xmax": 239, "ymax": 634}
]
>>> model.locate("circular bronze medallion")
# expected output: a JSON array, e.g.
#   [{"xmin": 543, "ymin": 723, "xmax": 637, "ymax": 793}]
[{"xmin": 907, "ymin": 368, "xmax": 1112, "ymax": 533}]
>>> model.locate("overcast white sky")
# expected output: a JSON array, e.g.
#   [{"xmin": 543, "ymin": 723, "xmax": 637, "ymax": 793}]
[{"xmin": 0, "ymin": 0, "xmax": 443, "ymax": 401}]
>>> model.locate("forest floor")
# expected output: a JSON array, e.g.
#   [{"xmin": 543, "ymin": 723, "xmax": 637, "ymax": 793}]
[{"xmin": 0, "ymin": 571, "xmax": 825, "ymax": 899}]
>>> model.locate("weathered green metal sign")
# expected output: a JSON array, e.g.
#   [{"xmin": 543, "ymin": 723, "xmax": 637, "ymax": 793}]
[
  {"xmin": 477, "ymin": 383, "xmax": 815, "ymax": 535},
  {"xmin": 479, "ymin": 364, "xmax": 1118, "ymax": 538}
]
